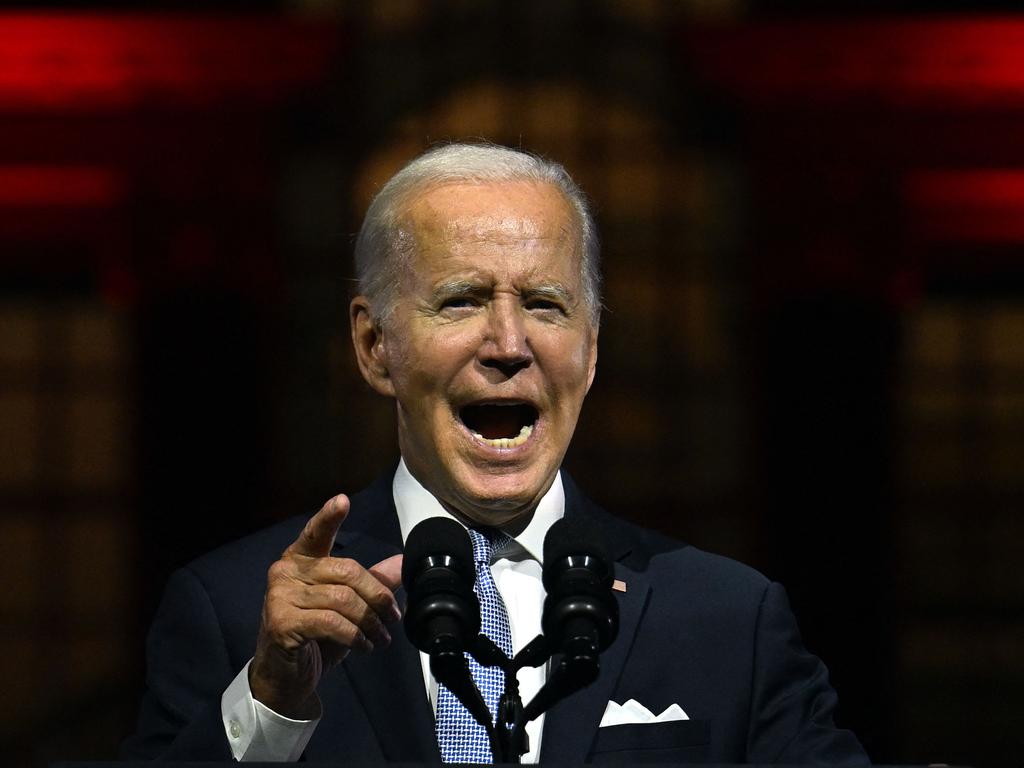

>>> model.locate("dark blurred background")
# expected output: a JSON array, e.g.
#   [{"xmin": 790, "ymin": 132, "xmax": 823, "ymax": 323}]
[{"xmin": 2, "ymin": 1, "xmax": 1023, "ymax": 766}]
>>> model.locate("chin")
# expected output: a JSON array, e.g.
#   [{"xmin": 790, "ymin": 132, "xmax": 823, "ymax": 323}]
[{"xmin": 449, "ymin": 467, "xmax": 551, "ymax": 523}]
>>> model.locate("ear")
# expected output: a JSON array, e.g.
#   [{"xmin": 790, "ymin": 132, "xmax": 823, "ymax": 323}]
[
  {"xmin": 585, "ymin": 322, "xmax": 599, "ymax": 393},
  {"xmin": 350, "ymin": 296, "xmax": 395, "ymax": 398}
]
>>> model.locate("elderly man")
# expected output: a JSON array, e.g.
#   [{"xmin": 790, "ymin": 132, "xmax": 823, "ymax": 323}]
[{"xmin": 123, "ymin": 144, "xmax": 868, "ymax": 764}]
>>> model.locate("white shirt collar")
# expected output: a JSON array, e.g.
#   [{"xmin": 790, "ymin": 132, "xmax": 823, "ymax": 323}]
[{"xmin": 392, "ymin": 457, "xmax": 564, "ymax": 564}]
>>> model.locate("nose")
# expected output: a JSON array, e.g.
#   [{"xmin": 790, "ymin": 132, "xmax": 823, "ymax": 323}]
[{"xmin": 478, "ymin": 298, "xmax": 533, "ymax": 377}]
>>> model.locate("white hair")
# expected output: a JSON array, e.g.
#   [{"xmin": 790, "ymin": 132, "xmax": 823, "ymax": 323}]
[{"xmin": 354, "ymin": 143, "xmax": 601, "ymax": 325}]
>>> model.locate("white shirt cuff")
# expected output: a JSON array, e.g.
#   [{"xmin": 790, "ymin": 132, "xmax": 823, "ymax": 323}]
[{"xmin": 221, "ymin": 659, "xmax": 321, "ymax": 762}]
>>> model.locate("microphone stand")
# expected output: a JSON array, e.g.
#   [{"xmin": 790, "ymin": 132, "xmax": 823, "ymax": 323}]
[
  {"xmin": 468, "ymin": 632, "xmax": 599, "ymax": 764},
  {"xmin": 468, "ymin": 635, "xmax": 529, "ymax": 763},
  {"xmin": 429, "ymin": 637, "xmax": 502, "ymax": 762}
]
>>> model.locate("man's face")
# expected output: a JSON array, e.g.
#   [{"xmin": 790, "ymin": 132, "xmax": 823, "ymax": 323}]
[{"xmin": 352, "ymin": 180, "xmax": 598, "ymax": 527}]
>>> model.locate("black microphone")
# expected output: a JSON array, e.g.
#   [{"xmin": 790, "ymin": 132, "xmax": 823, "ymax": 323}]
[
  {"xmin": 402, "ymin": 518, "xmax": 494, "ymax": 737},
  {"xmin": 523, "ymin": 516, "xmax": 618, "ymax": 723},
  {"xmin": 402, "ymin": 517, "xmax": 479, "ymax": 655},
  {"xmin": 541, "ymin": 515, "xmax": 619, "ymax": 659}
]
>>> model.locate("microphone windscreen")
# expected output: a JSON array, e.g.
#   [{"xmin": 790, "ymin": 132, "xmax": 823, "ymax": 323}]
[
  {"xmin": 402, "ymin": 516, "xmax": 474, "ymax": 587},
  {"xmin": 542, "ymin": 516, "xmax": 611, "ymax": 584},
  {"xmin": 543, "ymin": 515, "xmax": 611, "ymax": 565}
]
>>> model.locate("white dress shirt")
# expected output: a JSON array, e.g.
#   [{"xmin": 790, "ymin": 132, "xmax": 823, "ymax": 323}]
[{"xmin": 221, "ymin": 459, "xmax": 563, "ymax": 762}]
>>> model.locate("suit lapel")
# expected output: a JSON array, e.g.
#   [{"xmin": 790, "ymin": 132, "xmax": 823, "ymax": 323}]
[
  {"xmin": 315, "ymin": 471, "xmax": 441, "ymax": 761},
  {"xmin": 539, "ymin": 563, "xmax": 650, "ymax": 762},
  {"xmin": 538, "ymin": 476, "xmax": 654, "ymax": 763},
  {"xmin": 339, "ymin": 588, "xmax": 441, "ymax": 760}
]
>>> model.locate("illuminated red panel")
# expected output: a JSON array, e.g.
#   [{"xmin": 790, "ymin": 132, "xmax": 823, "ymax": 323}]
[
  {"xmin": 904, "ymin": 169, "xmax": 1024, "ymax": 242},
  {"xmin": 0, "ymin": 13, "xmax": 340, "ymax": 110},
  {"xmin": 0, "ymin": 165, "xmax": 122, "ymax": 207},
  {"xmin": 687, "ymin": 17, "xmax": 1024, "ymax": 108}
]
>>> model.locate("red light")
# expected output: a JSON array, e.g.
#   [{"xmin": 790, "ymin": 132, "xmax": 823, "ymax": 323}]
[
  {"xmin": 904, "ymin": 169, "xmax": 1024, "ymax": 243},
  {"xmin": 906, "ymin": 170, "xmax": 1024, "ymax": 208},
  {"xmin": 687, "ymin": 17, "xmax": 1024, "ymax": 108},
  {"xmin": 0, "ymin": 165, "xmax": 122, "ymax": 207},
  {"xmin": 0, "ymin": 13, "xmax": 339, "ymax": 111}
]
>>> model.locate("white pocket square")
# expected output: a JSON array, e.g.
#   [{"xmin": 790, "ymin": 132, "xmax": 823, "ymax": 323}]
[{"xmin": 599, "ymin": 698, "xmax": 689, "ymax": 727}]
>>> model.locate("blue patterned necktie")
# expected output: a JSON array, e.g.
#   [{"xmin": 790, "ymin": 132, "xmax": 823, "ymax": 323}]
[{"xmin": 435, "ymin": 527, "xmax": 515, "ymax": 763}]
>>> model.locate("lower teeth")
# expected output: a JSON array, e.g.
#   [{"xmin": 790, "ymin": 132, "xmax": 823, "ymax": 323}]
[{"xmin": 472, "ymin": 423, "xmax": 533, "ymax": 448}]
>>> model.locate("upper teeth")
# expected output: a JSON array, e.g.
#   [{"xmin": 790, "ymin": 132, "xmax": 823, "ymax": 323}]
[{"xmin": 471, "ymin": 423, "xmax": 533, "ymax": 448}]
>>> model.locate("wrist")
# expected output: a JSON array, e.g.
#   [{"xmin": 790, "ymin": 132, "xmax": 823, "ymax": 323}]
[{"xmin": 249, "ymin": 656, "xmax": 320, "ymax": 720}]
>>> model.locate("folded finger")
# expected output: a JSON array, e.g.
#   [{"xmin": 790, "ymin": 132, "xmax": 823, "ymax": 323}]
[
  {"xmin": 305, "ymin": 557, "xmax": 401, "ymax": 622},
  {"xmin": 288, "ymin": 607, "xmax": 375, "ymax": 654},
  {"xmin": 290, "ymin": 583, "xmax": 392, "ymax": 646}
]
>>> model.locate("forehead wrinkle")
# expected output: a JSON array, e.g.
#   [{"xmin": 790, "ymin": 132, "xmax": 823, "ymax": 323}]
[
  {"xmin": 409, "ymin": 196, "xmax": 574, "ymax": 243},
  {"xmin": 395, "ymin": 219, "xmax": 568, "ymax": 265},
  {"xmin": 399, "ymin": 181, "xmax": 582, "ymax": 258},
  {"xmin": 415, "ymin": 226, "xmax": 578, "ymax": 278},
  {"xmin": 436, "ymin": 215, "xmax": 565, "ymax": 248},
  {"xmin": 395, "ymin": 182, "xmax": 585, "ymax": 306}
]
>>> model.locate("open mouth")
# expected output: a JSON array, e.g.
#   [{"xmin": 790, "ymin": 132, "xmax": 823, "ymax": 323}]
[{"xmin": 459, "ymin": 402, "xmax": 539, "ymax": 448}]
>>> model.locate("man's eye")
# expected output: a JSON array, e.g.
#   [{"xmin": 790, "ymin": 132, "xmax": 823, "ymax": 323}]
[
  {"xmin": 526, "ymin": 299, "xmax": 564, "ymax": 312},
  {"xmin": 440, "ymin": 297, "xmax": 476, "ymax": 310}
]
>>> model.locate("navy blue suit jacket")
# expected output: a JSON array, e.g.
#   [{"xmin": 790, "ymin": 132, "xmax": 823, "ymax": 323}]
[{"xmin": 122, "ymin": 470, "xmax": 868, "ymax": 764}]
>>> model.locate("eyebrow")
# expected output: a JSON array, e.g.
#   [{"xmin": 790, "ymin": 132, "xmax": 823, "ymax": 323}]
[
  {"xmin": 430, "ymin": 279, "xmax": 487, "ymax": 302},
  {"xmin": 522, "ymin": 284, "xmax": 575, "ymax": 305},
  {"xmin": 430, "ymin": 279, "xmax": 576, "ymax": 305}
]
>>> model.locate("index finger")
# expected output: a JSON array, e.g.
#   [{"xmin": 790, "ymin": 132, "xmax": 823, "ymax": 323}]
[{"xmin": 288, "ymin": 494, "xmax": 349, "ymax": 558}]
